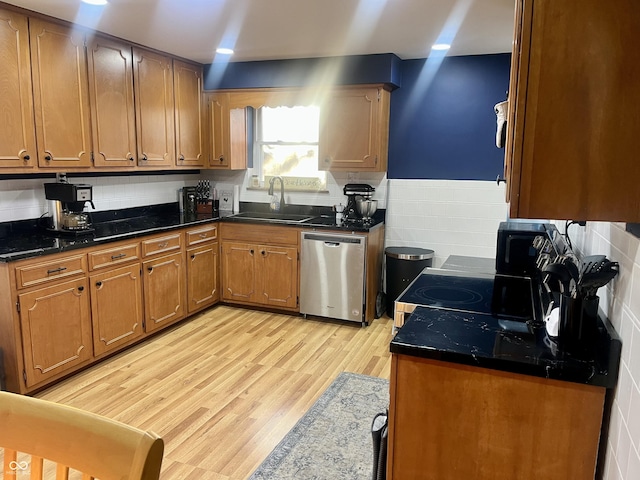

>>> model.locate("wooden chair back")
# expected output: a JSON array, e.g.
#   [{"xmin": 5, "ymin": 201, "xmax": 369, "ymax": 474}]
[{"xmin": 0, "ymin": 391, "xmax": 164, "ymax": 480}]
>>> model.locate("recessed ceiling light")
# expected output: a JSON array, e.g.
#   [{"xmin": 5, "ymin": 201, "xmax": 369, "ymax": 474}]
[
  {"xmin": 431, "ymin": 43, "xmax": 451, "ymax": 51},
  {"xmin": 216, "ymin": 48, "xmax": 234, "ymax": 55},
  {"xmin": 81, "ymin": 0, "xmax": 108, "ymax": 5}
]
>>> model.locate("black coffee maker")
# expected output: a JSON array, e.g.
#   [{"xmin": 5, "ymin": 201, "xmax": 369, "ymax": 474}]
[
  {"xmin": 343, "ymin": 183, "xmax": 375, "ymax": 222},
  {"xmin": 45, "ymin": 180, "xmax": 95, "ymax": 234}
]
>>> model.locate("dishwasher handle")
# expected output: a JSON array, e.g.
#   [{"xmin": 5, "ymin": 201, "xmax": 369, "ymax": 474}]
[
  {"xmin": 302, "ymin": 232, "xmax": 365, "ymax": 245},
  {"xmin": 324, "ymin": 242, "xmax": 341, "ymax": 247}
]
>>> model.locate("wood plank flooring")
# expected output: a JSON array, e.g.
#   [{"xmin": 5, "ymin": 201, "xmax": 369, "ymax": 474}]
[{"xmin": 35, "ymin": 305, "xmax": 394, "ymax": 480}]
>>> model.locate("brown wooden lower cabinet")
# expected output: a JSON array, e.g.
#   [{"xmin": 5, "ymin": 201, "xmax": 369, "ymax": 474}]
[
  {"xmin": 90, "ymin": 263, "xmax": 144, "ymax": 356},
  {"xmin": 221, "ymin": 241, "xmax": 298, "ymax": 309},
  {"xmin": 17, "ymin": 278, "xmax": 93, "ymax": 388},
  {"xmin": 143, "ymin": 251, "xmax": 186, "ymax": 332},
  {"xmin": 387, "ymin": 354, "xmax": 606, "ymax": 480},
  {"xmin": 187, "ymin": 241, "xmax": 219, "ymax": 313}
]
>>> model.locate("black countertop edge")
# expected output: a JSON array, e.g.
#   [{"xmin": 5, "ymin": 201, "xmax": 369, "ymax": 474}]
[
  {"xmin": 390, "ymin": 306, "xmax": 621, "ymax": 389},
  {"xmin": 0, "ymin": 203, "xmax": 219, "ymax": 262},
  {"xmin": 0, "ymin": 202, "xmax": 386, "ymax": 262}
]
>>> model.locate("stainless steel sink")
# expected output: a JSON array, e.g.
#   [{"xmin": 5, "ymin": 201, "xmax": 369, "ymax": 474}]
[{"xmin": 228, "ymin": 212, "xmax": 315, "ymax": 223}]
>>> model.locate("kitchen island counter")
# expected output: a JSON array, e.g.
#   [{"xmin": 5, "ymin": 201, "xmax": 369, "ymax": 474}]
[
  {"xmin": 391, "ymin": 306, "xmax": 621, "ymax": 388},
  {"xmin": 387, "ymin": 306, "xmax": 619, "ymax": 480}
]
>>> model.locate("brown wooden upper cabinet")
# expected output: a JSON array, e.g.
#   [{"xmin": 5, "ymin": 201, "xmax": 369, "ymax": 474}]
[
  {"xmin": 174, "ymin": 60, "xmax": 206, "ymax": 167},
  {"xmin": 133, "ymin": 47, "xmax": 176, "ymax": 168},
  {"xmin": 30, "ymin": 18, "xmax": 93, "ymax": 169},
  {"xmin": 0, "ymin": 9, "xmax": 37, "ymax": 171},
  {"xmin": 207, "ymin": 92, "xmax": 247, "ymax": 170},
  {"xmin": 505, "ymin": 0, "xmax": 640, "ymax": 222},
  {"xmin": 87, "ymin": 36, "xmax": 137, "ymax": 168},
  {"xmin": 319, "ymin": 85, "xmax": 390, "ymax": 172}
]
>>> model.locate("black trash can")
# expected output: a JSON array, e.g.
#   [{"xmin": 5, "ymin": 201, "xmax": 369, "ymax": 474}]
[{"xmin": 385, "ymin": 247, "xmax": 434, "ymax": 317}]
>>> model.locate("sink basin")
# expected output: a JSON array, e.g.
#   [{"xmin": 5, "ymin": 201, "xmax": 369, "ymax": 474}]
[{"xmin": 228, "ymin": 212, "xmax": 315, "ymax": 223}]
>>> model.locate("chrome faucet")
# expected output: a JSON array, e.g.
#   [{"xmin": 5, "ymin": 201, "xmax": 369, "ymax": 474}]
[{"xmin": 268, "ymin": 176, "xmax": 286, "ymax": 212}]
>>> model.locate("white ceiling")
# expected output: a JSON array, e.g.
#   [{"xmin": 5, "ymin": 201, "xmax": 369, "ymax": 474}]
[{"xmin": 3, "ymin": 0, "xmax": 515, "ymax": 64}]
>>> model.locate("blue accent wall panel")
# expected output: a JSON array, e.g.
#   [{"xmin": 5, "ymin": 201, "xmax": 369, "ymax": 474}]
[
  {"xmin": 388, "ymin": 54, "xmax": 511, "ymax": 180},
  {"xmin": 204, "ymin": 54, "xmax": 402, "ymax": 90}
]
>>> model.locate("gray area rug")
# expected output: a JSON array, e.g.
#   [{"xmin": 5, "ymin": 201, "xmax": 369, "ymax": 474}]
[{"xmin": 249, "ymin": 372, "xmax": 389, "ymax": 480}]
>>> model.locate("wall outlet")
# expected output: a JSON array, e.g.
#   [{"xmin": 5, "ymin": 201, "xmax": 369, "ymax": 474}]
[{"xmin": 347, "ymin": 172, "xmax": 359, "ymax": 183}]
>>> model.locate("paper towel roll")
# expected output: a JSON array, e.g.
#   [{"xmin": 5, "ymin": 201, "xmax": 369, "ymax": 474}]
[{"xmin": 233, "ymin": 184, "xmax": 240, "ymax": 213}]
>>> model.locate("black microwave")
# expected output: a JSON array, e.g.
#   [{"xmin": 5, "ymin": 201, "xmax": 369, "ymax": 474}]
[{"xmin": 495, "ymin": 221, "xmax": 553, "ymax": 276}]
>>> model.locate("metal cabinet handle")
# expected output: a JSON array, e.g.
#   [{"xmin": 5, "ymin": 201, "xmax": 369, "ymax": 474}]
[
  {"xmin": 96, "ymin": 281, "xmax": 103, "ymax": 287},
  {"xmin": 199, "ymin": 233, "xmax": 208, "ymax": 238},
  {"xmin": 218, "ymin": 156, "xmax": 224, "ymax": 163},
  {"xmin": 261, "ymin": 250, "xmax": 266, "ymax": 256},
  {"xmin": 179, "ymin": 154, "xmax": 185, "ymax": 161},
  {"xmin": 142, "ymin": 154, "xmax": 148, "ymax": 161},
  {"xmin": 147, "ymin": 266, "xmax": 153, "ymax": 272},
  {"xmin": 128, "ymin": 156, "xmax": 135, "ymax": 161},
  {"xmin": 191, "ymin": 254, "xmax": 196, "ymax": 259},
  {"xmin": 250, "ymin": 249, "xmax": 254, "ymax": 255},
  {"xmin": 158, "ymin": 241, "xmax": 169, "ymax": 248},
  {"xmin": 47, "ymin": 267, "xmax": 67, "ymax": 275},
  {"xmin": 496, "ymin": 175, "xmax": 507, "ymax": 185},
  {"xmin": 111, "ymin": 253, "xmax": 126, "ymax": 260},
  {"xmin": 77, "ymin": 286, "xmax": 84, "ymax": 292},
  {"xmin": 45, "ymin": 155, "xmax": 52, "ymax": 161},
  {"xmin": 24, "ymin": 154, "xmax": 30, "ymax": 161}
]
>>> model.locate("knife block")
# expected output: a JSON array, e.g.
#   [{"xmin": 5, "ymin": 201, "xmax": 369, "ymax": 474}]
[{"xmin": 196, "ymin": 200, "xmax": 213, "ymax": 214}]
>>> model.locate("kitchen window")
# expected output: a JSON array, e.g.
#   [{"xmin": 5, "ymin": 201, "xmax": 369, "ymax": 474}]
[{"xmin": 252, "ymin": 105, "xmax": 326, "ymax": 191}]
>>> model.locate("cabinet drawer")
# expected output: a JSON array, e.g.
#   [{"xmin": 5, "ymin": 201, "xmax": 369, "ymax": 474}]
[
  {"xmin": 88, "ymin": 242, "xmax": 141, "ymax": 271},
  {"xmin": 186, "ymin": 224, "xmax": 218, "ymax": 246},
  {"xmin": 15, "ymin": 254, "xmax": 87, "ymax": 289},
  {"xmin": 141, "ymin": 233, "xmax": 183, "ymax": 257}
]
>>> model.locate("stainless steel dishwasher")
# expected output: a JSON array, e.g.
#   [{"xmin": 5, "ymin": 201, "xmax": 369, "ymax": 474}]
[{"xmin": 300, "ymin": 231, "xmax": 367, "ymax": 325}]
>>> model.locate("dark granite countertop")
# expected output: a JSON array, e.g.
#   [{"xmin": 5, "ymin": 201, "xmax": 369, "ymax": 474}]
[
  {"xmin": 391, "ymin": 306, "xmax": 621, "ymax": 389},
  {"xmin": 0, "ymin": 201, "xmax": 385, "ymax": 262},
  {"xmin": 0, "ymin": 203, "xmax": 219, "ymax": 262},
  {"xmin": 221, "ymin": 202, "xmax": 386, "ymax": 232}
]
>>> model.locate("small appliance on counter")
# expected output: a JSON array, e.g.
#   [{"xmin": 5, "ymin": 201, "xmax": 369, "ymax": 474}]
[
  {"xmin": 44, "ymin": 180, "xmax": 95, "ymax": 235},
  {"xmin": 180, "ymin": 186, "xmax": 198, "ymax": 216},
  {"xmin": 343, "ymin": 183, "xmax": 375, "ymax": 223}
]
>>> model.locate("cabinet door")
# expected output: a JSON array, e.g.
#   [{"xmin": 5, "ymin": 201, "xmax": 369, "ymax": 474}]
[
  {"xmin": 507, "ymin": 0, "xmax": 640, "ymax": 222},
  {"xmin": 208, "ymin": 92, "xmax": 230, "ymax": 168},
  {"xmin": 174, "ymin": 60, "xmax": 205, "ymax": 167},
  {"xmin": 142, "ymin": 252, "xmax": 185, "ymax": 332},
  {"xmin": 133, "ymin": 47, "xmax": 175, "ymax": 168},
  {"xmin": 90, "ymin": 264, "xmax": 143, "ymax": 356},
  {"xmin": 257, "ymin": 245, "xmax": 298, "ymax": 309},
  {"xmin": 30, "ymin": 19, "xmax": 92, "ymax": 168},
  {"xmin": 0, "ymin": 9, "xmax": 36, "ymax": 170},
  {"xmin": 208, "ymin": 93, "xmax": 248, "ymax": 170},
  {"xmin": 18, "ymin": 278, "xmax": 92, "ymax": 387},
  {"xmin": 319, "ymin": 86, "xmax": 388, "ymax": 172},
  {"xmin": 221, "ymin": 241, "xmax": 257, "ymax": 303},
  {"xmin": 87, "ymin": 36, "xmax": 137, "ymax": 168},
  {"xmin": 187, "ymin": 242, "xmax": 219, "ymax": 313}
]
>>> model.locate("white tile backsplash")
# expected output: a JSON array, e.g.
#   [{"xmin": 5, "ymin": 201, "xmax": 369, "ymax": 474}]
[
  {"xmin": 384, "ymin": 179, "xmax": 508, "ymax": 266},
  {"xmin": 563, "ymin": 221, "xmax": 640, "ymax": 480}
]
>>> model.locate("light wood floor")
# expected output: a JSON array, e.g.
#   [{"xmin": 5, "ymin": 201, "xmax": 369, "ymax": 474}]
[{"xmin": 35, "ymin": 305, "xmax": 394, "ymax": 480}]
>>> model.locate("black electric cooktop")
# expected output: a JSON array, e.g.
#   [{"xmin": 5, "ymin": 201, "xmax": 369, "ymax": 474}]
[{"xmin": 396, "ymin": 269, "xmax": 538, "ymax": 322}]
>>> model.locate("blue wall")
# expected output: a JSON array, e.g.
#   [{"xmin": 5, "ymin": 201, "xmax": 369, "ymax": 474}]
[
  {"xmin": 204, "ymin": 53, "xmax": 511, "ymax": 181},
  {"xmin": 389, "ymin": 54, "xmax": 511, "ymax": 180}
]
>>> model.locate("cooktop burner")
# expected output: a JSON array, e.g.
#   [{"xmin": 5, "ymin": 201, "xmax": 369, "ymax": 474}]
[{"xmin": 396, "ymin": 269, "xmax": 536, "ymax": 321}]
